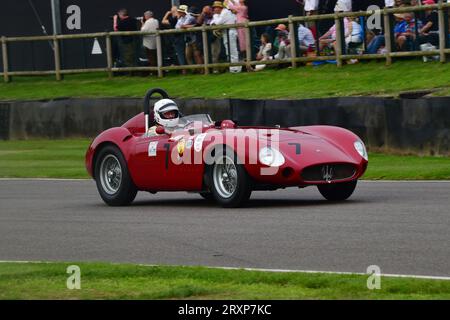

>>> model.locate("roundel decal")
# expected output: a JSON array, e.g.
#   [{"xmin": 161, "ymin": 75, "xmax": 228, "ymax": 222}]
[{"xmin": 194, "ymin": 133, "xmax": 207, "ymax": 152}]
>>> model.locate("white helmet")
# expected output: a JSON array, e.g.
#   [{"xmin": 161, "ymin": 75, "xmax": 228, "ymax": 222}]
[{"xmin": 153, "ymin": 99, "xmax": 180, "ymax": 129}]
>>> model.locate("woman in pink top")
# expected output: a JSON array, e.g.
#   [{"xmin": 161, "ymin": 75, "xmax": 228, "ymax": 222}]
[
  {"xmin": 226, "ymin": 0, "xmax": 249, "ymax": 54},
  {"xmin": 319, "ymin": 17, "xmax": 350, "ymax": 51}
]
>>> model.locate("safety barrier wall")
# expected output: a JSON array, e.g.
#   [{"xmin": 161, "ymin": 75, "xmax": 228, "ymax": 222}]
[{"xmin": 1, "ymin": 97, "xmax": 448, "ymax": 155}]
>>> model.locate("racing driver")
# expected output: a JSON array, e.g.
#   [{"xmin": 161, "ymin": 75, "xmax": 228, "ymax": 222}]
[{"xmin": 148, "ymin": 98, "xmax": 180, "ymax": 136}]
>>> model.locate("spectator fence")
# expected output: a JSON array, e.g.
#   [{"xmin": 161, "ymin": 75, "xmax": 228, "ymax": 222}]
[{"xmin": 1, "ymin": 3, "xmax": 449, "ymax": 83}]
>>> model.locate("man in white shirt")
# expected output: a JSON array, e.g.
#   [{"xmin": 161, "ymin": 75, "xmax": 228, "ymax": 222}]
[
  {"xmin": 211, "ymin": 1, "xmax": 241, "ymax": 73},
  {"xmin": 304, "ymin": 0, "xmax": 319, "ymax": 14},
  {"xmin": 335, "ymin": 0, "xmax": 352, "ymax": 12},
  {"xmin": 385, "ymin": 0, "xmax": 395, "ymax": 7},
  {"xmin": 141, "ymin": 11, "xmax": 159, "ymax": 68}
]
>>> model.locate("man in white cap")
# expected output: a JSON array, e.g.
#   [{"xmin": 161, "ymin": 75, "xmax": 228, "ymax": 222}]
[
  {"xmin": 141, "ymin": 11, "xmax": 159, "ymax": 69},
  {"xmin": 211, "ymin": 1, "xmax": 242, "ymax": 73}
]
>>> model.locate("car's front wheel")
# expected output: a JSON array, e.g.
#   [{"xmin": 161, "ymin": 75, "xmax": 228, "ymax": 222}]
[
  {"xmin": 317, "ymin": 180, "xmax": 357, "ymax": 201},
  {"xmin": 207, "ymin": 146, "xmax": 252, "ymax": 208},
  {"xmin": 95, "ymin": 145, "xmax": 137, "ymax": 206}
]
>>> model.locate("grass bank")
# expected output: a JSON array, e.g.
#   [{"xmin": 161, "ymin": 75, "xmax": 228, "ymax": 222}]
[
  {"xmin": 0, "ymin": 262, "xmax": 449, "ymax": 299},
  {"xmin": 0, "ymin": 60, "xmax": 449, "ymax": 101},
  {"xmin": 0, "ymin": 139, "xmax": 449, "ymax": 180}
]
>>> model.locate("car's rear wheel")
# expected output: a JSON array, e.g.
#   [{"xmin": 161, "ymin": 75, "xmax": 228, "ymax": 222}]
[
  {"xmin": 317, "ymin": 180, "xmax": 357, "ymax": 201},
  {"xmin": 207, "ymin": 146, "xmax": 252, "ymax": 208},
  {"xmin": 95, "ymin": 145, "xmax": 137, "ymax": 206}
]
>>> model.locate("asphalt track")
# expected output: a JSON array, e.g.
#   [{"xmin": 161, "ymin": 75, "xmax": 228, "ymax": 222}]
[{"xmin": 0, "ymin": 179, "xmax": 449, "ymax": 277}]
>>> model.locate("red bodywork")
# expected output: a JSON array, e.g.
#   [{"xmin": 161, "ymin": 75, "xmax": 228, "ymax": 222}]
[{"xmin": 86, "ymin": 112, "xmax": 368, "ymax": 192}]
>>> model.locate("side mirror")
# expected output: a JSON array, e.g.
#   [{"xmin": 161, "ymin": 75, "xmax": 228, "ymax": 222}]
[{"xmin": 155, "ymin": 126, "xmax": 166, "ymax": 135}]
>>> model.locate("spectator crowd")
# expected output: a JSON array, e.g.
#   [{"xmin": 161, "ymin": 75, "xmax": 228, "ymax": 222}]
[{"xmin": 111, "ymin": 0, "xmax": 450, "ymax": 74}]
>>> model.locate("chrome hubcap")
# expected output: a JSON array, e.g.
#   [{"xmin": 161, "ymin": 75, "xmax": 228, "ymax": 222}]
[
  {"xmin": 99, "ymin": 154, "xmax": 122, "ymax": 195},
  {"xmin": 213, "ymin": 155, "xmax": 237, "ymax": 199}
]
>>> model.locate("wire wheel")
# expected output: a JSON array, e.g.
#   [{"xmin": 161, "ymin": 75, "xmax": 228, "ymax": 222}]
[
  {"xmin": 213, "ymin": 155, "xmax": 238, "ymax": 199},
  {"xmin": 99, "ymin": 154, "xmax": 122, "ymax": 195}
]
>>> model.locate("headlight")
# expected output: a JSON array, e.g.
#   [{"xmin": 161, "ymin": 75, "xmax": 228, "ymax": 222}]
[
  {"xmin": 259, "ymin": 147, "xmax": 285, "ymax": 167},
  {"xmin": 354, "ymin": 141, "xmax": 368, "ymax": 160}
]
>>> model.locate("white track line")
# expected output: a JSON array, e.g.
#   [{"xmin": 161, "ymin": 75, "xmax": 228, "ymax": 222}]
[
  {"xmin": 211, "ymin": 266, "xmax": 450, "ymax": 281},
  {"xmin": 131, "ymin": 263, "xmax": 450, "ymax": 281},
  {"xmin": 1, "ymin": 260, "xmax": 449, "ymax": 280}
]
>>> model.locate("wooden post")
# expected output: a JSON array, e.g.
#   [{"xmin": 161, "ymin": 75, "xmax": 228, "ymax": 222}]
[
  {"xmin": 334, "ymin": 15, "xmax": 343, "ymax": 67},
  {"xmin": 1, "ymin": 36, "xmax": 9, "ymax": 83},
  {"xmin": 438, "ymin": 3, "xmax": 447, "ymax": 63},
  {"xmin": 383, "ymin": 8, "xmax": 393, "ymax": 66},
  {"xmin": 202, "ymin": 26, "xmax": 210, "ymax": 75},
  {"xmin": 288, "ymin": 15, "xmax": 297, "ymax": 68},
  {"xmin": 245, "ymin": 23, "xmax": 252, "ymax": 71},
  {"xmin": 156, "ymin": 31, "xmax": 163, "ymax": 78},
  {"xmin": 53, "ymin": 36, "xmax": 61, "ymax": 81},
  {"xmin": 106, "ymin": 34, "xmax": 113, "ymax": 78}
]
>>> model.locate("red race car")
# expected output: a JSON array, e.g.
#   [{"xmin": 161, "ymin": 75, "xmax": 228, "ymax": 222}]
[{"xmin": 86, "ymin": 88, "xmax": 368, "ymax": 207}]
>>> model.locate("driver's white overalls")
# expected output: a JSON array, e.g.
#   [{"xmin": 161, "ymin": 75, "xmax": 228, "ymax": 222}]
[
  {"xmin": 147, "ymin": 125, "xmax": 177, "ymax": 137},
  {"xmin": 147, "ymin": 126, "xmax": 161, "ymax": 137}
]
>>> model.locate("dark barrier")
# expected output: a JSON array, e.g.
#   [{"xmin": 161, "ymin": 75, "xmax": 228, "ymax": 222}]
[
  {"xmin": 1, "ymin": 98, "xmax": 231, "ymax": 140},
  {"xmin": 1, "ymin": 97, "xmax": 449, "ymax": 155},
  {"xmin": 230, "ymin": 97, "xmax": 450, "ymax": 155}
]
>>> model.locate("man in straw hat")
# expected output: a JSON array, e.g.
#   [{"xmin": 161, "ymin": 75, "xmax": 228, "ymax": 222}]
[
  {"xmin": 183, "ymin": 6, "xmax": 204, "ymax": 68},
  {"xmin": 174, "ymin": 5, "xmax": 197, "ymax": 73},
  {"xmin": 211, "ymin": 1, "xmax": 242, "ymax": 73}
]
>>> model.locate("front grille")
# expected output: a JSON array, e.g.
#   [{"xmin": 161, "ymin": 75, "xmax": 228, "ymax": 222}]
[{"xmin": 301, "ymin": 163, "xmax": 356, "ymax": 182}]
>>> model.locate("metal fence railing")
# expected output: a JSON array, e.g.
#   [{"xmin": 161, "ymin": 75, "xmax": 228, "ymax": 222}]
[{"xmin": 1, "ymin": 3, "xmax": 449, "ymax": 82}]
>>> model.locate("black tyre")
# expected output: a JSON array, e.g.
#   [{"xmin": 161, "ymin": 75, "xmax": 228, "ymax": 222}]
[
  {"xmin": 94, "ymin": 145, "xmax": 138, "ymax": 206},
  {"xmin": 206, "ymin": 146, "xmax": 252, "ymax": 208},
  {"xmin": 317, "ymin": 180, "xmax": 357, "ymax": 201}
]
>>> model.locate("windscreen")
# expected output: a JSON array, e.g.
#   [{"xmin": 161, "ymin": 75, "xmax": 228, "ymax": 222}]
[{"xmin": 178, "ymin": 114, "xmax": 214, "ymax": 128}]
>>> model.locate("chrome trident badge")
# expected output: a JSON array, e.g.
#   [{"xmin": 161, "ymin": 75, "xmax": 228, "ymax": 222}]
[{"xmin": 322, "ymin": 165, "xmax": 333, "ymax": 183}]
